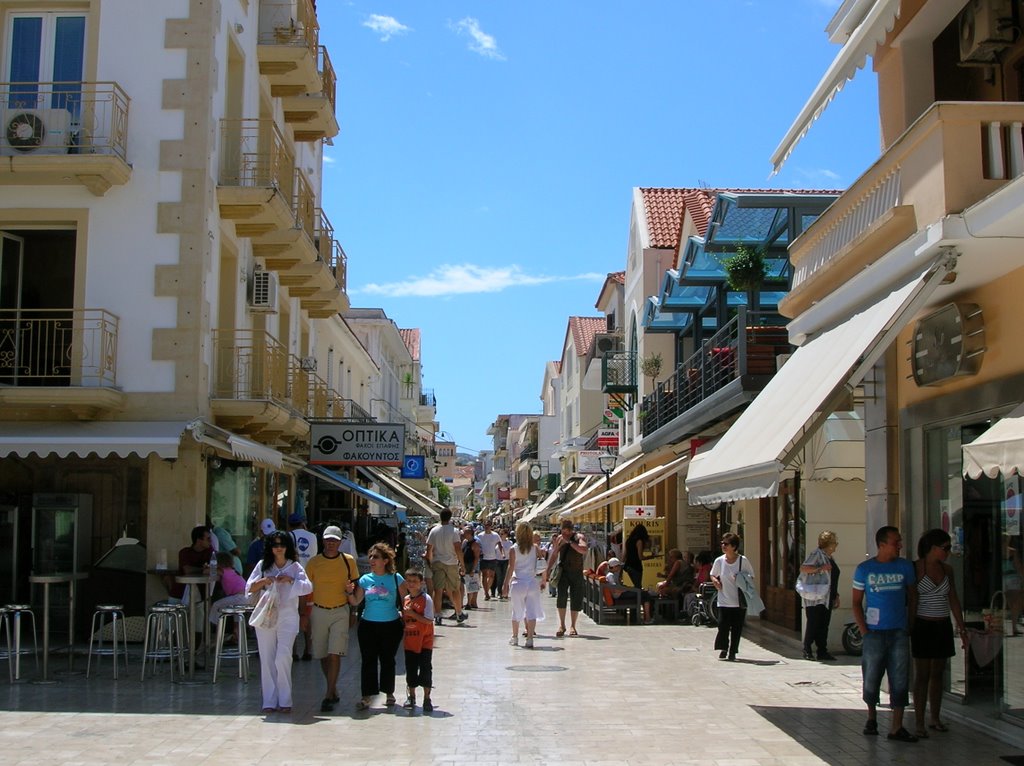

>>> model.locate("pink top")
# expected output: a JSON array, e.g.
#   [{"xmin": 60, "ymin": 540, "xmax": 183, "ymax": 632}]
[{"xmin": 221, "ymin": 568, "xmax": 246, "ymax": 596}]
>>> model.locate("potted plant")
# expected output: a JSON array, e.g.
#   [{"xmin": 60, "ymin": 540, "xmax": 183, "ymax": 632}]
[
  {"xmin": 401, "ymin": 370, "xmax": 415, "ymax": 398},
  {"xmin": 724, "ymin": 245, "xmax": 767, "ymax": 313},
  {"xmin": 639, "ymin": 352, "xmax": 662, "ymax": 381}
]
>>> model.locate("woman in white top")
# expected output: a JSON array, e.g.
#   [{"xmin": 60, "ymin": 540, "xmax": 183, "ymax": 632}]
[
  {"xmin": 245, "ymin": 531, "xmax": 313, "ymax": 714},
  {"xmin": 710, "ymin": 532, "xmax": 752, "ymax": 661},
  {"xmin": 504, "ymin": 521, "xmax": 546, "ymax": 648}
]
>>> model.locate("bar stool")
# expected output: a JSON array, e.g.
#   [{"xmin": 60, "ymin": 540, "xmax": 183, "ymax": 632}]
[
  {"xmin": 86, "ymin": 604, "xmax": 130, "ymax": 679},
  {"xmin": 0, "ymin": 604, "xmax": 40, "ymax": 681},
  {"xmin": 140, "ymin": 604, "xmax": 186, "ymax": 681},
  {"xmin": 212, "ymin": 604, "xmax": 257, "ymax": 683},
  {"xmin": 153, "ymin": 601, "xmax": 190, "ymax": 658}
]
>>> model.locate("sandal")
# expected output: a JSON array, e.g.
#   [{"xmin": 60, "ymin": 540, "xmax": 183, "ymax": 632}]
[
  {"xmin": 568, "ymin": 628, "xmax": 579, "ymax": 637},
  {"xmin": 929, "ymin": 721, "xmax": 949, "ymax": 732},
  {"xmin": 355, "ymin": 698, "xmax": 372, "ymax": 711},
  {"xmin": 887, "ymin": 727, "xmax": 919, "ymax": 743},
  {"xmin": 277, "ymin": 707, "xmax": 291, "ymax": 714},
  {"xmin": 261, "ymin": 707, "xmax": 276, "ymax": 715},
  {"xmin": 555, "ymin": 627, "xmax": 566, "ymax": 637},
  {"xmin": 914, "ymin": 729, "xmax": 929, "ymax": 739},
  {"xmin": 385, "ymin": 695, "xmax": 397, "ymax": 707}
]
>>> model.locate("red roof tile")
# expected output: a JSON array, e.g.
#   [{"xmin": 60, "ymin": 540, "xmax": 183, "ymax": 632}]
[
  {"xmin": 609, "ymin": 271, "xmax": 625, "ymax": 284},
  {"xmin": 399, "ymin": 328, "xmax": 421, "ymax": 361},
  {"xmin": 568, "ymin": 316, "xmax": 607, "ymax": 357}
]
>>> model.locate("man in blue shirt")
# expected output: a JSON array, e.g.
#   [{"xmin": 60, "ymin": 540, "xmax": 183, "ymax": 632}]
[{"xmin": 852, "ymin": 526, "xmax": 918, "ymax": 743}]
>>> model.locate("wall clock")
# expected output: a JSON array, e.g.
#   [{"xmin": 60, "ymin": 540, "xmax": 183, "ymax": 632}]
[{"xmin": 911, "ymin": 302, "xmax": 985, "ymax": 387}]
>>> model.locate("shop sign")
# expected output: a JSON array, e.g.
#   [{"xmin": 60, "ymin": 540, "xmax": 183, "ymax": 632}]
[
  {"xmin": 624, "ymin": 505, "xmax": 655, "ymax": 518},
  {"xmin": 310, "ymin": 423, "xmax": 405, "ymax": 466}
]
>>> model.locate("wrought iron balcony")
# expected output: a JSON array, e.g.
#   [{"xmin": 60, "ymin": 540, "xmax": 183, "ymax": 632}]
[
  {"xmin": 0, "ymin": 308, "xmax": 118, "ymax": 387},
  {"xmin": 212, "ymin": 329, "xmax": 290, "ymax": 406},
  {"xmin": 602, "ymin": 350, "xmax": 636, "ymax": 394}
]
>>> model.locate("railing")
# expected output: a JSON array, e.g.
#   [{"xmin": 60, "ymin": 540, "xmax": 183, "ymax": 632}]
[
  {"xmin": 212, "ymin": 329, "xmax": 290, "ymax": 405},
  {"xmin": 318, "ymin": 46, "xmax": 336, "ymax": 111},
  {"xmin": 293, "ymin": 169, "xmax": 315, "ymax": 242},
  {"xmin": 602, "ymin": 350, "xmax": 637, "ymax": 393},
  {"xmin": 1, "ymin": 81, "xmax": 130, "ymax": 161},
  {"xmin": 219, "ymin": 119, "xmax": 294, "ymax": 190},
  {"xmin": 258, "ymin": 0, "xmax": 319, "ymax": 52},
  {"xmin": 640, "ymin": 309, "xmax": 790, "ymax": 435},
  {"xmin": 0, "ymin": 308, "xmax": 118, "ymax": 387},
  {"xmin": 420, "ymin": 390, "xmax": 437, "ymax": 407},
  {"xmin": 313, "ymin": 208, "xmax": 334, "ymax": 264},
  {"xmin": 329, "ymin": 240, "xmax": 348, "ymax": 293}
]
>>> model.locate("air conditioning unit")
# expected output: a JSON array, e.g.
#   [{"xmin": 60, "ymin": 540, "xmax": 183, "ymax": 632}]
[
  {"xmin": 248, "ymin": 270, "xmax": 279, "ymax": 313},
  {"xmin": 594, "ymin": 333, "xmax": 622, "ymax": 355},
  {"xmin": 1, "ymin": 108, "xmax": 71, "ymax": 156},
  {"xmin": 959, "ymin": 0, "xmax": 1014, "ymax": 64},
  {"xmin": 299, "ymin": 356, "xmax": 317, "ymax": 372}
]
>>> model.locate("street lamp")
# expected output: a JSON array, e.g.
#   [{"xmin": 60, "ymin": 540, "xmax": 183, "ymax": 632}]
[{"xmin": 598, "ymin": 452, "xmax": 618, "ymax": 555}]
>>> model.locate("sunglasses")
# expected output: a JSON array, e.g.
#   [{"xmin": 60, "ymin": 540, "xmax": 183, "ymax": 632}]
[{"xmin": 270, "ymin": 542, "xmax": 286, "ymax": 548}]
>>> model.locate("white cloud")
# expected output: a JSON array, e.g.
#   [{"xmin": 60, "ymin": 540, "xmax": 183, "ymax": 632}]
[
  {"xmin": 450, "ymin": 17, "xmax": 505, "ymax": 60},
  {"xmin": 355, "ymin": 264, "xmax": 603, "ymax": 298},
  {"xmin": 322, "ymin": 154, "xmax": 336, "ymax": 165},
  {"xmin": 363, "ymin": 14, "xmax": 410, "ymax": 42}
]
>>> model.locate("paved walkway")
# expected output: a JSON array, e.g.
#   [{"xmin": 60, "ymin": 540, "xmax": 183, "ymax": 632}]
[{"xmin": 1, "ymin": 597, "xmax": 1023, "ymax": 765}]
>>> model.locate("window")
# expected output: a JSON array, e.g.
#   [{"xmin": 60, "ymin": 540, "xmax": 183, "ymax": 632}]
[{"xmin": 5, "ymin": 11, "xmax": 86, "ymax": 111}]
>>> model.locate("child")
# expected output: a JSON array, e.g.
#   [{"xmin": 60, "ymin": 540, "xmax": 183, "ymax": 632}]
[
  {"xmin": 401, "ymin": 568, "xmax": 435, "ymax": 712},
  {"xmin": 210, "ymin": 551, "xmax": 249, "ymax": 638}
]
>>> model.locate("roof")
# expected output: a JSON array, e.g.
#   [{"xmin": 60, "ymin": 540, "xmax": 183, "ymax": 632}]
[
  {"xmin": 568, "ymin": 316, "xmax": 606, "ymax": 357},
  {"xmin": 609, "ymin": 271, "xmax": 625, "ymax": 284},
  {"xmin": 398, "ymin": 328, "xmax": 421, "ymax": 361}
]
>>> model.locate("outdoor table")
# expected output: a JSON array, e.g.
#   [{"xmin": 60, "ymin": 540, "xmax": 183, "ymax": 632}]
[
  {"xmin": 174, "ymin": 574, "xmax": 213, "ymax": 680},
  {"xmin": 28, "ymin": 572, "xmax": 88, "ymax": 683}
]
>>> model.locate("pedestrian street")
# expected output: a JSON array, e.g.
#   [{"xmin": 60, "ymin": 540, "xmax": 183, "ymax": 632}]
[{"xmin": 2, "ymin": 597, "xmax": 1023, "ymax": 766}]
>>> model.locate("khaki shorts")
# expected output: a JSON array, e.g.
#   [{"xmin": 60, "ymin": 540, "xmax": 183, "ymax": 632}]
[
  {"xmin": 310, "ymin": 605, "xmax": 351, "ymax": 659},
  {"xmin": 431, "ymin": 561, "xmax": 461, "ymax": 594}
]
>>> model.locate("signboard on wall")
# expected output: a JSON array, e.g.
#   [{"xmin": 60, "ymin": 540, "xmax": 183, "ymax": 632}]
[
  {"xmin": 623, "ymin": 505, "xmax": 655, "ymax": 519},
  {"xmin": 310, "ymin": 423, "xmax": 405, "ymax": 466},
  {"xmin": 578, "ymin": 450, "xmax": 608, "ymax": 474}
]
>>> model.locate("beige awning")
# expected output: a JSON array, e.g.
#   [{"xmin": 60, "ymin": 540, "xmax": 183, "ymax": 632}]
[
  {"xmin": 554, "ymin": 452, "xmax": 647, "ymax": 519},
  {"xmin": 805, "ymin": 412, "xmax": 865, "ymax": 482},
  {"xmin": 963, "ymin": 402, "xmax": 1024, "ymax": 479},
  {"xmin": 359, "ymin": 467, "xmax": 442, "ymax": 521},
  {"xmin": 687, "ymin": 253, "xmax": 953, "ymax": 504},
  {"xmin": 562, "ymin": 454, "xmax": 689, "ymax": 521},
  {"xmin": 520, "ymin": 476, "xmax": 584, "ymax": 524},
  {"xmin": 0, "ymin": 420, "xmax": 191, "ymax": 459}
]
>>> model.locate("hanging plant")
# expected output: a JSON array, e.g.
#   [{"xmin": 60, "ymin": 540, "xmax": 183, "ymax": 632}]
[
  {"xmin": 639, "ymin": 352, "xmax": 662, "ymax": 380},
  {"xmin": 723, "ymin": 245, "xmax": 767, "ymax": 292}
]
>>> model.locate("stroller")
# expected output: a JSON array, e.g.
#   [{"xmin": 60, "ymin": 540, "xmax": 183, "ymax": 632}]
[{"xmin": 687, "ymin": 582, "xmax": 719, "ymax": 627}]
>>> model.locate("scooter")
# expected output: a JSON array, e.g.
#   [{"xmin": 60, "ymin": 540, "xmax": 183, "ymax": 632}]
[{"xmin": 842, "ymin": 622, "xmax": 863, "ymax": 656}]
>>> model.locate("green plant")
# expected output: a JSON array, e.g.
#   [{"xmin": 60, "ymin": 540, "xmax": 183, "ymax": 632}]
[
  {"xmin": 401, "ymin": 370, "xmax": 415, "ymax": 397},
  {"xmin": 639, "ymin": 352, "xmax": 662, "ymax": 380},
  {"xmin": 723, "ymin": 245, "xmax": 767, "ymax": 292}
]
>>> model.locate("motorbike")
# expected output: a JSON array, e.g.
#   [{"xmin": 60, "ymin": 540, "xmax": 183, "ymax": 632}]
[{"xmin": 842, "ymin": 622, "xmax": 863, "ymax": 656}]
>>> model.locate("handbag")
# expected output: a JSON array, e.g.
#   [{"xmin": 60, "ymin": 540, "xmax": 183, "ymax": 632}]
[
  {"xmin": 796, "ymin": 550, "xmax": 831, "ymax": 602},
  {"xmin": 249, "ymin": 579, "xmax": 278, "ymax": 629}
]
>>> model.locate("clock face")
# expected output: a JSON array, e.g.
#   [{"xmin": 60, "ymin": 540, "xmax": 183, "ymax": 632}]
[
  {"xmin": 912, "ymin": 303, "xmax": 983, "ymax": 386},
  {"xmin": 529, "ymin": 464, "xmax": 542, "ymax": 480}
]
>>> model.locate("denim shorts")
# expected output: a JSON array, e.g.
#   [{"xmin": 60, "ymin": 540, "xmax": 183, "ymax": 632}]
[{"xmin": 861, "ymin": 628, "xmax": 910, "ymax": 708}]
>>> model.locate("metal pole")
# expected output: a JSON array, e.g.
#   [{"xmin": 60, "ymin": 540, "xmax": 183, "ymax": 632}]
[{"xmin": 603, "ymin": 471, "xmax": 611, "ymax": 556}]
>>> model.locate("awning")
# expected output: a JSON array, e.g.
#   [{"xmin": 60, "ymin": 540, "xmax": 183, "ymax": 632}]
[
  {"xmin": 963, "ymin": 402, "xmax": 1024, "ymax": 479},
  {"xmin": 563, "ymin": 454, "xmax": 689, "ymax": 521},
  {"xmin": 554, "ymin": 452, "xmax": 648, "ymax": 520},
  {"xmin": 770, "ymin": 0, "xmax": 900, "ymax": 174},
  {"xmin": 358, "ymin": 467, "xmax": 442, "ymax": 521},
  {"xmin": 686, "ymin": 253, "xmax": 953, "ymax": 504},
  {"xmin": 227, "ymin": 434, "xmax": 283, "ymax": 469},
  {"xmin": 0, "ymin": 420, "xmax": 190, "ymax": 459},
  {"xmin": 805, "ymin": 412, "xmax": 865, "ymax": 482},
  {"xmin": 304, "ymin": 465, "xmax": 404, "ymax": 512},
  {"xmin": 520, "ymin": 476, "xmax": 583, "ymax": 524}
]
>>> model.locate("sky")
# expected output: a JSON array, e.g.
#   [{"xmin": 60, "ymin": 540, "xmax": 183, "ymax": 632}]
[{"xmin": 315, "ymin": 0, "xmax": 881, "ymax": 455}]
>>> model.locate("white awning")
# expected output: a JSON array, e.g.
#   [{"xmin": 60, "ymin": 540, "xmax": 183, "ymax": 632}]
[
  {"xmin": 770, "ymin": 0, "xmax": 900, "ymax": 174},
  {"xmin": 554, "ymin": 452, "xmax": 647, "ymax": 519},
  {"xmin": 358, "ymin": 467, "xmax": 442, "ymax": 521},
  {"xmin": 963, "ymin": 402, "xmax": 1024, "ymax": 479},
  {"xmin": 520, "ymin": 476, "xmax": 584, "ymax": 524},
  {"xmin": 805, "ymin": 412, "xmax": 865, "ymax": 482},
  {"xmin": 563, "ymin": 454, "xmax": 690, "ymax": 521},
  {"xmin": 686, "ymin": 253, "xmax": 953, "ymax": 504},
  {"xmin": 227, "ymin": 434, "xmax": 283, "ymax": 469},
  {"xmin": 0, "ymin": 420, "xmax": 190, "ymax": 459}
]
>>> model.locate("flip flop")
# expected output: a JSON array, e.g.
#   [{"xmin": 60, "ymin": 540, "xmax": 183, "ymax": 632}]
[
  {"xmin": 555, "ymin": 627, "xmax": 566, "ymax": 637},
  {"xmin": 355, "ymin": 699, "xmax": 372, "ymax": 711},
  {"xmin": 929, "ymin": 722, "xmax": 949, "ymax": 732},
  {"xmin": 568, "ymin": 628, "xmax": 579, "ymax": 637},
  {"xmin": 887, "ymin": 727, "xmax": 919, "ymax": 743}
]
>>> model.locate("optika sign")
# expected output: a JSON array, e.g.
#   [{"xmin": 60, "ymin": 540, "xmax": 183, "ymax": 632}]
[{"xmin": 310, "ymin": 423, "xmax": 406, "ymax": 467}]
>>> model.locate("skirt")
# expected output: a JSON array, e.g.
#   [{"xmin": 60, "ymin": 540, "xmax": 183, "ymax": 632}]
[{"xmin": 911, "ymin": 617, "xmax": 954, "ymax": 659}]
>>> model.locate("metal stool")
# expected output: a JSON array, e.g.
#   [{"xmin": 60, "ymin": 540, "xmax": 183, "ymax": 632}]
[
  {"xmin": 0, "ymin": 604, "xmax": 39, "ymax": 681},
  {"xmin": 212, "ymin": 604, "xmax": 257, "ymax": 683},
  {"xmin": 86, "ymin": 604, "xmax": 129, "ymax": 679},
  {"xmin": 153, "ymin": 601, "xmax": 190, "ymax": 658},
  {"xmin": 140, "ymin": 604, "xmax": 186, "ymax": 681}
]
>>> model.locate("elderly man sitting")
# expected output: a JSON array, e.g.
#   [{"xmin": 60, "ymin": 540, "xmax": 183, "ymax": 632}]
[{"xmin": 606, "ymin": 557, "xmax": 655, "ymax": 625}]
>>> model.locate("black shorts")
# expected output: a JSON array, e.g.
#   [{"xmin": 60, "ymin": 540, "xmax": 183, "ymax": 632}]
[
  {"xmin": 911, "ymin": 617, "xmax": 954, "ymax": 659},
  {"xmin": 480, "ymin": 560, "xmax": 497, "ymax": 571}
]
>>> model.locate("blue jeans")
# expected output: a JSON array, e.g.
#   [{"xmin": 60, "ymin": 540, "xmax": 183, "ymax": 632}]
[{"xmin": 861, "ymin": 628, "xmax": 910, "ymax": 708}]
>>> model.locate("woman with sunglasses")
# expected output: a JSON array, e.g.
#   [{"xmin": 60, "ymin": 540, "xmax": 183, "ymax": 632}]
[
  {"xmin": 353, "ymin": 542, "xmax": 409, "ymax": 710},
  {"xmin": 245, "ymin": 530, "xmax": 312, "ymax": 715},
  {"xmin": 911, "ymin": 528, "xmax": 966, "ymax": 738}
]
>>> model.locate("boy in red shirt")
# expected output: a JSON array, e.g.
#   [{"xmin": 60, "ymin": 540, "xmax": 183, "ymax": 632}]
[{"xmin": 402, "ymin": 569, "xmax": 435, "ymax": 712}]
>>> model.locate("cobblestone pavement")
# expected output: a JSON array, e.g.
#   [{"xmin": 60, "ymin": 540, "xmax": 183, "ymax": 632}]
[{"xmin": 1, "ymin": 597, "xmax": 1023, "ymax": 765}]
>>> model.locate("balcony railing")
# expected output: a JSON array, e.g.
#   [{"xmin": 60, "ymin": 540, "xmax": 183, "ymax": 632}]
[
  {"xmin": 318, "ymin": 46, "xmax": 336, "ymax": 111},
  {"xmin": 219, "ymin": 119, "xmax": 293, "ymax": 190},
  {"xmin": 0, "ymin": 309, "xmax": 118, "ymax": 387},
  {"xmin": 640, "ymin": 309, "xmax": 790, "ymax": 436},
  {"xmin": 293, "ymin": 169, "xmax": 315, "ymax": 242},
  {"xmin": 1, "ymin": 82, "xmax": 129, "ymax": 160},
  {"xmin": 328, "ymin": 240, "xmax": 348, "ymax": 293},
  {"xmin": 602, "ymin": 350, "xmax": 637, "ymax": 394},
  {"xmin": 790, "ymin": 102, "xmax": 1024, "ymax": 304},
  {"xmin": 258, "ymin": 0, "xmax": 319, "ymax": 52},
  {"xmin": 313, "ymin": 207, "xmax": 334, "ymax": 264},
  {"xmin": 212, "ymin": 329, "xmax": 290, "ymax": 405},
  {"xmin": 420, "ymin": 390, "xmax": 437, "ymax": 407}
]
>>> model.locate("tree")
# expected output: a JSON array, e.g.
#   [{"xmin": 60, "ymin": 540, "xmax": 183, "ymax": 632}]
[{"xmin": 431, "ymin": 477, "xmax": 451, "ymax": 506}]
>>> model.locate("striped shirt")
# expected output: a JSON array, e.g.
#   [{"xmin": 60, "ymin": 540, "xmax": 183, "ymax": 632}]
[{"xmin": 916, "ymin": 573, "xmax": 951, "ymax": 618}]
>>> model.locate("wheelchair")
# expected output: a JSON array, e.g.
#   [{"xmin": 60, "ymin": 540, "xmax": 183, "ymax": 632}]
[{"xmin": 688, "ymin": 582, "xmax": 719, "ymax": 627}]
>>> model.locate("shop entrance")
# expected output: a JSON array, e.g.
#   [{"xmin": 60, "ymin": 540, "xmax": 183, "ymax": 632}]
[{"xmin": 925, "ymin": 422, "xmax": 1024, "ymax": 722}]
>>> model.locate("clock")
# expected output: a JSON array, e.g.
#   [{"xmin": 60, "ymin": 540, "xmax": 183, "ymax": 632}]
[
  {"xmin": 529, "ymin": 464, "xmax": 542, "ymax": 480},
  {"xmin": 911, "ymin": 302, "xmax": 985, "ymax": 387}
]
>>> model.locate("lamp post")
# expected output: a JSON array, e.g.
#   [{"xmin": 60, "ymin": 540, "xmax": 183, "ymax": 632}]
[{"xmin": 598, "ymin": 452, "xmax": 618, "ymax": 555}]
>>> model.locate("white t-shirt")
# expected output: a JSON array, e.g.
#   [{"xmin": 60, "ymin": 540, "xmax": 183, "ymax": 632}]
[
  {"xmin": 499, "ymin": 538, "xmax": 514, "ymax": 559},
  {"xmin": 477, "ymin": 531, "xmax": 501, "ymax": 560},
  {"xmin": 710, "ymin": 554, "xmax": 749, "ymax": 608},
  {"xmin": 426, "ymin": 523, "xmax": 461, "ymax": 565},
  {"xmin": 291, "ymin": 528, "xmax": 318, "ymax": 569}
]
